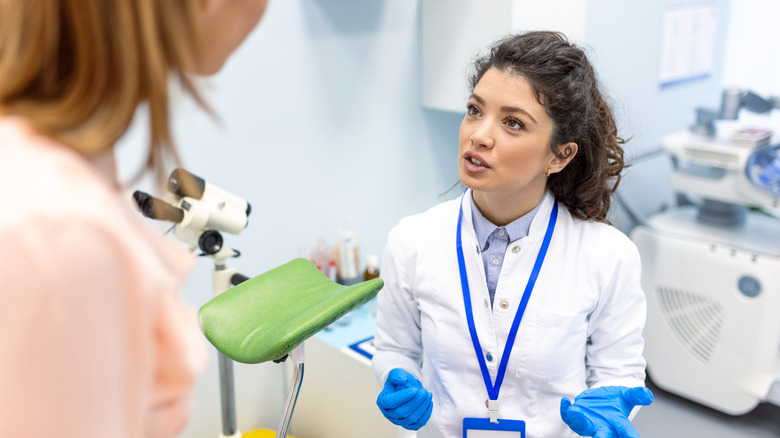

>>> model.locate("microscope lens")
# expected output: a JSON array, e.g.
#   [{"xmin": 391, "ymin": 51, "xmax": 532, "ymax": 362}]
[{"xmin": 198, "ymin": 230, "xmax": 223, "ymax": 255}]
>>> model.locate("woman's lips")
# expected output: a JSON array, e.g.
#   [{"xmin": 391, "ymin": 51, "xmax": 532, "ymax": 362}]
[{"xmin": 463, "ymin": 151, "xmax": 490, "ymax": 173}]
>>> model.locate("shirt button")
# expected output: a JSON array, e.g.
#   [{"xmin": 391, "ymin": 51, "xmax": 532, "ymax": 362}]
[
  {"xmin": 512, "ymin": 246, "xmax": 520, "ymax": 254},
  {"xmin": 498, "ymin": 229, "xmax": 505, "ymax": 236},
  {"xmin": 486, "ymin": 352, "xmax": 493, "ymax": 362},
  {"xmin": 500, "ymin": 300, "xmax": 509, "ymax": 309},
  {"xmin": 492, "ymin": 259, "xmax": 500, "ymax": 265}
]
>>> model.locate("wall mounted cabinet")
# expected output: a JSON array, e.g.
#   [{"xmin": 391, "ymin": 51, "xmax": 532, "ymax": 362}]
[{"xmin": 420, "ymin": 0, "xmax": 588, "ymax": 112}]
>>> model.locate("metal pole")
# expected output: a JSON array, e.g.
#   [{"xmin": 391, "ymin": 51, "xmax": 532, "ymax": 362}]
[
  {"xmin": 277, "ymin": 345, "xmax": 305, "ymax": 438},
  {"xmin": 218, "ymin": 353, "xmax": 238, "ymax": 437},
  {"xmin": 212, "ymin": 250, "xmax": 241, "ymax": 438}
]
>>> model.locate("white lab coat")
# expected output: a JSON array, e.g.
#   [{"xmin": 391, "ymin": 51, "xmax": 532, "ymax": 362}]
[{"xmin": 372, "ymin": 190, "xmax": 647, "ymax": 438}]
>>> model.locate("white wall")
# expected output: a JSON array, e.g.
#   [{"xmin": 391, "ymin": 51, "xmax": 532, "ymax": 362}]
[
  {"xmin": 723, "ymin": 0, "xmax": 780, "ymax": 95},
  {"xmin": 721, "ymin": 0, "xmax": 780, "ymax": 137}
]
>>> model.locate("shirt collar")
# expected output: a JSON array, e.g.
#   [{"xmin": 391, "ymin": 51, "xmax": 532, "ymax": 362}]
[{"xmin": 469, "ymin": 192, "xmax": 543, "ymax": 248}]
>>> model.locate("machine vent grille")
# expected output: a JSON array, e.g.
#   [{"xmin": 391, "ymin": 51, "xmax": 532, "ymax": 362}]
[{"xmin": 656, "ymin": 287, "xmax": 724, "ymax": 364}]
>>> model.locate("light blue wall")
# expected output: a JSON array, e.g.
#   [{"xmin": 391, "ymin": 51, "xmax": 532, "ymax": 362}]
[
  {"xmin": 116, "ymin": 0, "xmax": 735, "ymax": 435},
  {"xmin": 117, "ymin": 0, "xmax": 463, "ymax": 435},
  {"xmin": 585, "ymin": 0, "xmax": 731, "ymax": 162},
  {"xmin": 142, "ymin": 0, "xmax": 464, "ymax": 276}
]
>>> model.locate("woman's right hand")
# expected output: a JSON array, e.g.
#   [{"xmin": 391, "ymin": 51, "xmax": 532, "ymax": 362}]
[{"xmin": 376, "ymin": 368, "xmax": 433, "ymax": 430}]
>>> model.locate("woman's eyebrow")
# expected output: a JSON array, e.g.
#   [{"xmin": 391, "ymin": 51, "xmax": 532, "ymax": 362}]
[
  {"xmin": 500, "ymin": 105, "xmax": 537, "ymax": 124},
  {"xmin": 470, "ymin": 93, "xmax": 537, "ymax": 124}
]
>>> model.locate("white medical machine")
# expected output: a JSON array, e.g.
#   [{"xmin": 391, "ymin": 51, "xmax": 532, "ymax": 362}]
[{"xmin": 630, "ymin": 89, "xmax": 780, "ymax": 415}]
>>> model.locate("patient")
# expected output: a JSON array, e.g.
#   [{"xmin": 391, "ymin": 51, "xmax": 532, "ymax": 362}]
[{"xmin": 0, "ymin": 0, "xmax": 267, "ymax": 436}]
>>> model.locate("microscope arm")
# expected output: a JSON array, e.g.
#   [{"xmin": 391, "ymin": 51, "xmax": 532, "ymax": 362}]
[{"xmin": 692, "ymin": 88, "xmax": 779, "ymax": 136}]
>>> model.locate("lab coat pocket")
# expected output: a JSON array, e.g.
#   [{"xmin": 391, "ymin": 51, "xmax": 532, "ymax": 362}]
[{"xmin": 514, "ymin": 309, "xmax": 586, "ymax": 384}]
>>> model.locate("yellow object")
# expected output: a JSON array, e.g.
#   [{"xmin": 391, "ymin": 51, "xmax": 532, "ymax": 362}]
[{"xmin": 242, "ymin": 429, "xmax": 295, "ymax": 438}]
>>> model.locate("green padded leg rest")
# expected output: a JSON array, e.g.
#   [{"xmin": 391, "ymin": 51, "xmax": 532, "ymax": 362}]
[{"xmin": 198, "ymin": 258, "xmax": 384, "ymax": 364}]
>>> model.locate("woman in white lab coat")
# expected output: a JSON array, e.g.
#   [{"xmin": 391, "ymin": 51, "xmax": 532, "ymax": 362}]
[{"xmin": 372, "ymin": 32, "xmax": 654, "ymax": 438}]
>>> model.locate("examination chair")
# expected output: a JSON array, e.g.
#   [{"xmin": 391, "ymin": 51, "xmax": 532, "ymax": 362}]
[{"xmin": 199, "ymin": 257, "xmax": 383, "ymax": 438}]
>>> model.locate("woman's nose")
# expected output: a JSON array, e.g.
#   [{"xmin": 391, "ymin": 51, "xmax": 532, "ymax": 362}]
[{"xmin": 470, "ymin": 122, "xmax": 494, "ymax": 149}]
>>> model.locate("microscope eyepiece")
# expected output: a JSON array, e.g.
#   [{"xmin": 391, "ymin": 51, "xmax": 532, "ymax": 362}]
[
  {"xmin": 132, "ymin": 191, "xmax": 184, "ymax": 223},
  {"xmin": 136, "ymin": 169, "xmax": 249, "ymax": 239},
  {"xmin": 168, "ymin": 168, "xmax": 205, "ymax": 199}
]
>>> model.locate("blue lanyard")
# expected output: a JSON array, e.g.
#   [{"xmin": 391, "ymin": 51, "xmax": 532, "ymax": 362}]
[{"xmin": 456, "ymin": 192, "xmax": 558, "ymax": 403}]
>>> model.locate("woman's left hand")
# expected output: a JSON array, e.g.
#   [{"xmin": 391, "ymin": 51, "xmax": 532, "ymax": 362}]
[
  {"xmin": 376, "ymin": 368, "xmax": 434, "ymax": 430},
  {"xmin": 560, "ymin": 386, "xmax": 654, "ymax": 438}
]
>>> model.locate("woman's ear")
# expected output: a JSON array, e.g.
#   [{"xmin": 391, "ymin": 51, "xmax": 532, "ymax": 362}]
[
  {"xmin": 549, "ymin": 142, "xmax": 578, "ymax": 173},
  {"xmin": 196, "ymin": 0, "xmax": 268, "ymax": 75}
]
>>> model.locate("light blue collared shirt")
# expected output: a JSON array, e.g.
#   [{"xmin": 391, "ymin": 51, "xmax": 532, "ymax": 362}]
[{"xmin": 470, "ymin": 194, "xmax": 542, "ymax": 307}]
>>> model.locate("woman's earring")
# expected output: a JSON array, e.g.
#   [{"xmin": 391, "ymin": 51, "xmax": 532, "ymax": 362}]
[{"xmin": 545, "ymin": 168, "xmax": 552, "ymax": 177}]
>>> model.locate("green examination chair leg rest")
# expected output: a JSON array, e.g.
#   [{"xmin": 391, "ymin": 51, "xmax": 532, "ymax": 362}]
[
  {"xmin": 198, "ymin": 258, "xmax": 384, "ymax": 438},
  {"xmin": 198, "ymin": 257, "xmax": 384, "ymax": 364}
]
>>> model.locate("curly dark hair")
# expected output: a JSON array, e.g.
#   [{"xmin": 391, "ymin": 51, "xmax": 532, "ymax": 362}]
[{"xmin": 469, "ymin": 31, "xmax": 625, "ymax": 222}]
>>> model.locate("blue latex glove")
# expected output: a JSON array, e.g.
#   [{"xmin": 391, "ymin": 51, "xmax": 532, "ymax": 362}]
[
  {"xmin": 560, "ymin": 386, "xmax": 654, "ymax": 438},
  {"xmin": 376, "ymin": 368, "xmax": 433, "ymax": 430}
]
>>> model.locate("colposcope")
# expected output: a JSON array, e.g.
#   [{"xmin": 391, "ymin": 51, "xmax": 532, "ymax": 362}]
[
  {"xmin": 134, "ymin": 168, "xmax": 251, "ymax": 259},
  {"xmin": 134, "ymin": 169, "xmax": 254, "ymax": 437}
]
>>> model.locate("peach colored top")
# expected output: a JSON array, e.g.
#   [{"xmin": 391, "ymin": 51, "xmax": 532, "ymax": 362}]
[{"xmin": 0, "ymin": 116, "xmax": 207, "ymax": 437}]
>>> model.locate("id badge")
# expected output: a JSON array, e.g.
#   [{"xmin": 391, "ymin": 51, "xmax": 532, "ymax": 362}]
[{"xmin": 463, "ymin": 417, "xmax": 525, "ymax": 438}]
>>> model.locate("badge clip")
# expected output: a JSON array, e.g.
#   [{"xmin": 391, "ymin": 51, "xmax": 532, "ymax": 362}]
[{"xmin": 487, "ymin": 399, "xmax": 499, "ymax": 423}]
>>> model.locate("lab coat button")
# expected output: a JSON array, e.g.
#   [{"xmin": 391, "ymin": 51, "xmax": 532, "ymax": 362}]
[
  {"xmin": 499, "ymin": 300, "xmax": 509, "ymax": 309},
  {"xmin": 512, "ymin": 246, "xmax": 520, "ymax": 254}
]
